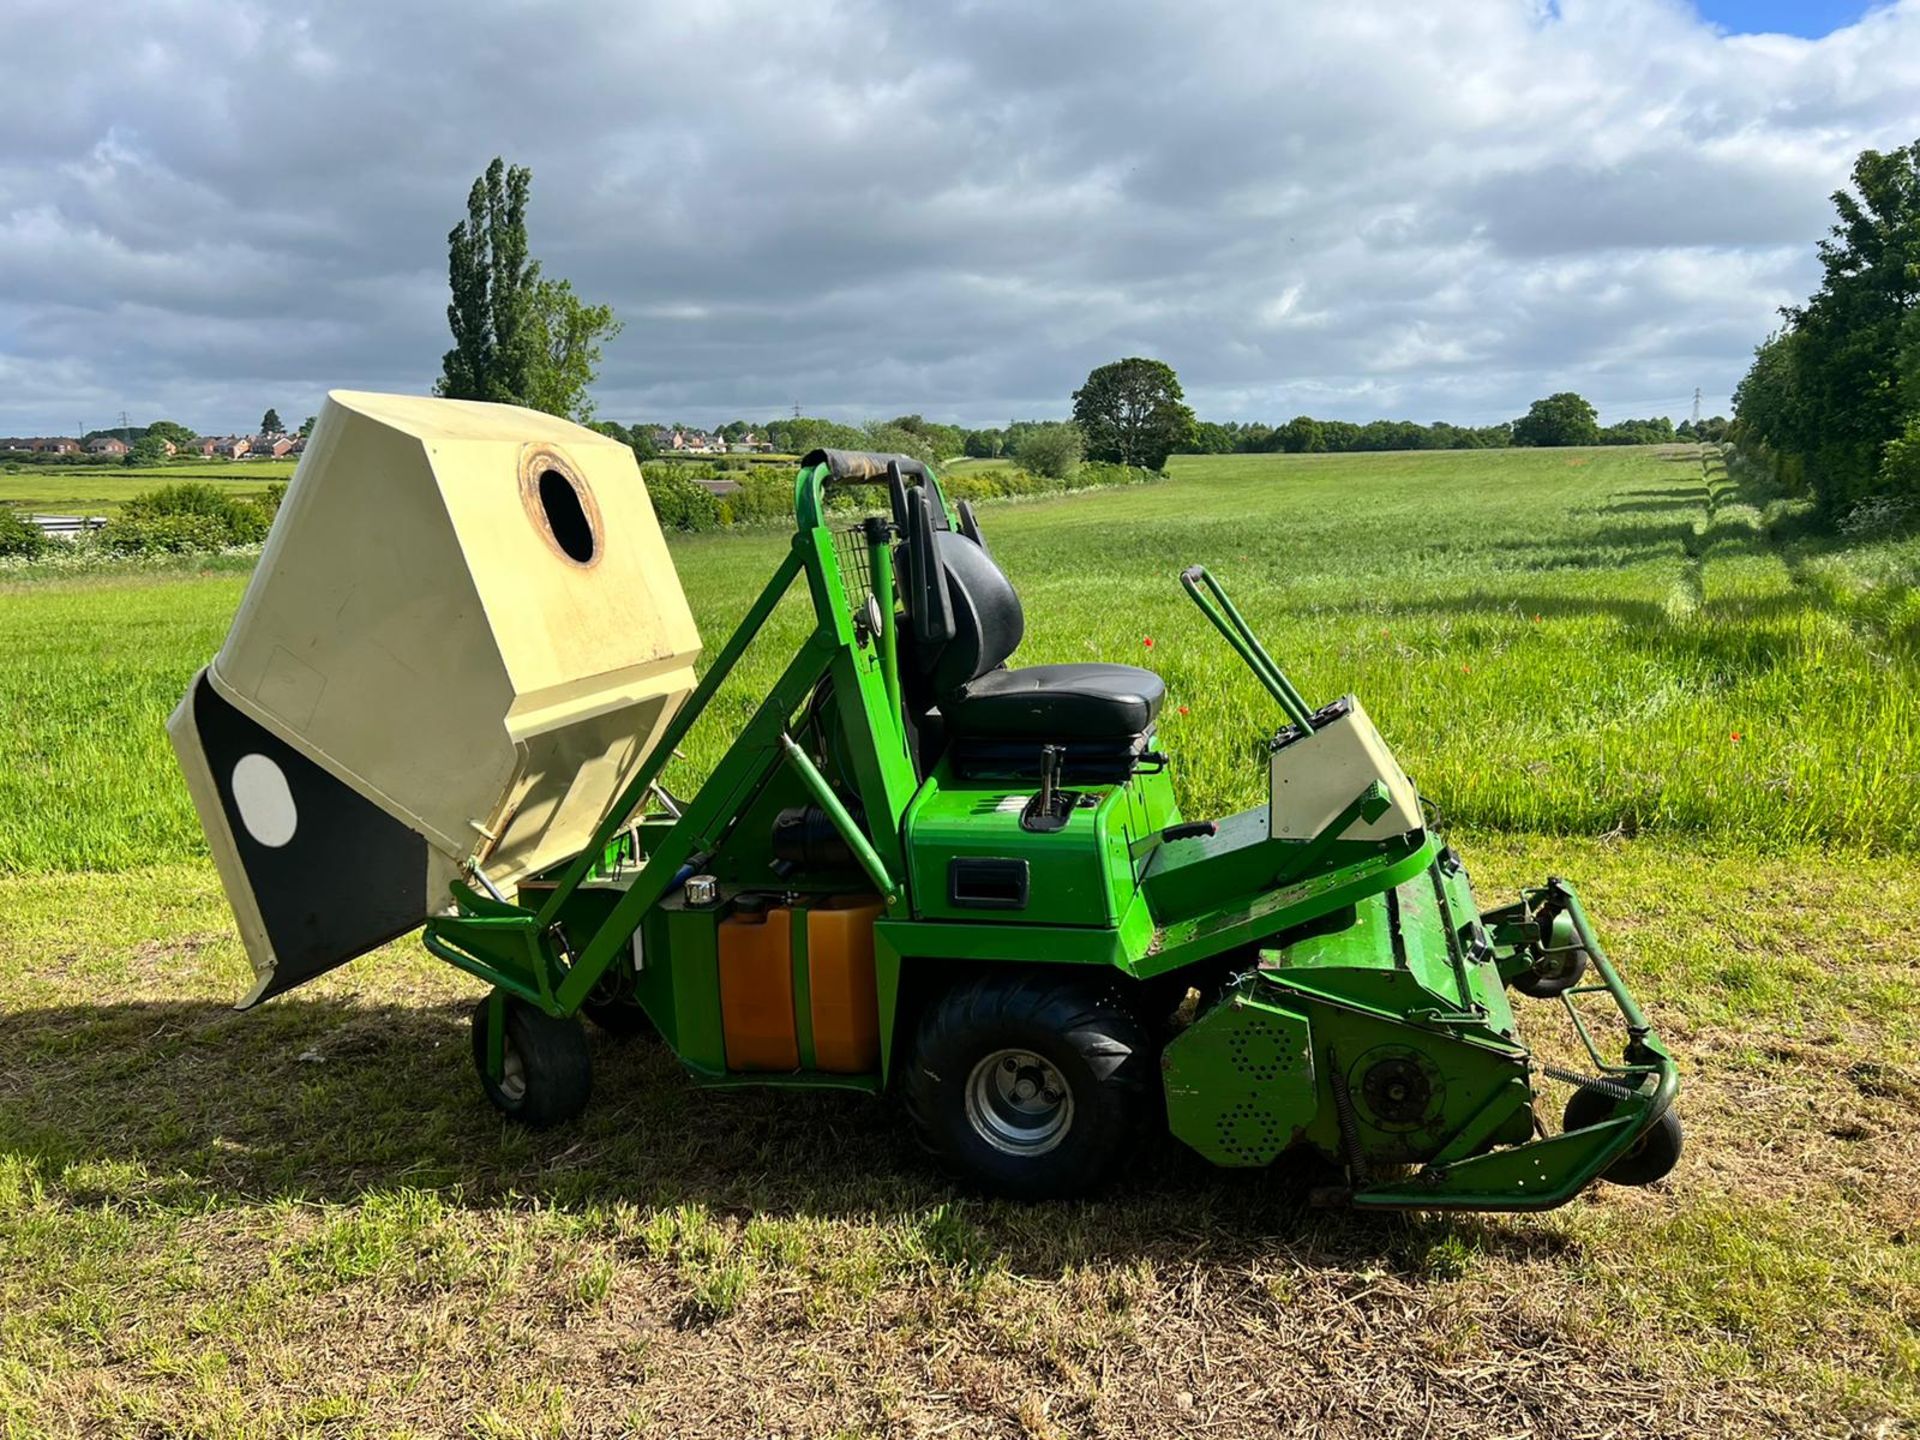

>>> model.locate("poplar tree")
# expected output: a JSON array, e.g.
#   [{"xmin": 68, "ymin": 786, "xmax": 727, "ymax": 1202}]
[{"xmin": 436, "ymin": 158, "xmax": 620, "ymax": 421}]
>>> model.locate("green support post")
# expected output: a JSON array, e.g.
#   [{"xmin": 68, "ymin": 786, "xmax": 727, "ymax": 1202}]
[
  {"xmin": 869, "ymin": 518, "xmax": 902, "ymax": 731},
  {"xmin": 778, "ymin": 733, "xmax": 899, "ymax": 901},
  {"xmin": 483, "ymin": 989, "xmax": 507, "ymax": 1083},
  {"xmin": 555, "ymin": 633, "xmax": 840, "ymax": 1010}
]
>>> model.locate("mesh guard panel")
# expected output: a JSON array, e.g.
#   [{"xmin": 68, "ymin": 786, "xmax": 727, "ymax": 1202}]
[{"xmin": 1163, "ymin": 990, "xmax": 1318, "ymax": 1168}]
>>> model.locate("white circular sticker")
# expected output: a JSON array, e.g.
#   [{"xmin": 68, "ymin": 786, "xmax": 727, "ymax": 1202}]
[{"xmin": 231, "ymin": 753, "xmax": 298, "ymax": 848}]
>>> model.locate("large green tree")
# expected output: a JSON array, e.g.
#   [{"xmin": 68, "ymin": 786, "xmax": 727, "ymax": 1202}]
[
  {"xmin": 768, "ymin": 416, "xmax": 867, "ymax": 454},
  {"xmin": 1511, "ymin": 392, "xmax": 1599, "ymax": 447},
  {"xmin": 1278, "ymin": 415, "xmax": 1325, "ymax": 453},
  {"xmin": 1757, "ymin": 137, "xmax": 1920, "ymax": 513},
  {"xmin": 436, "ymin": 158, "xmax": 620, "ymax": 421},
  {"xmin": 1731, "ymin": 331, "xmax": 1805, "ymax": 460},
  {"xmin": 1071, "ymin": 358, "xmax": 1195, "ymax": 470},
  {"xmin": 521, "ymin": 278, "xmax": 622, "ymax": 423},
  {"xmin": 146, "ymin": 419, "xmax": 196, "ymax": 447},
  {"xmin": 260, "ymin": 408, "xmax": 282, "ymax": 434}
]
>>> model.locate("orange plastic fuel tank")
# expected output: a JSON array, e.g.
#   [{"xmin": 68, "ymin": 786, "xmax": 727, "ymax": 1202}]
[
  {"xmin": 807, "ymin": 896, "xmax": 885, "ymax": 1073},
  {"xmin": 718, "ymin": 907, "xmax": 797, "ymax": 1071}
]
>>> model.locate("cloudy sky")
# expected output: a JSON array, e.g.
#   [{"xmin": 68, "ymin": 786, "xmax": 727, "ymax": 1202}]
[{"xmin": 3, "ymin": 0, "xmax": 1916, "ymax": 436}]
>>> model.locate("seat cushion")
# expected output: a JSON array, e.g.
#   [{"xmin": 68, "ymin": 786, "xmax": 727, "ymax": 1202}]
[{"xmin": 945, "ymin": 663, "xmax": 1165, "ymax": 741}]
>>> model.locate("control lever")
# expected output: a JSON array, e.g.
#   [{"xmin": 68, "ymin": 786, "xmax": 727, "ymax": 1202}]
[{"xmin": 1021, "ymin": 745, "xmax": 1073, "ymax": 833}]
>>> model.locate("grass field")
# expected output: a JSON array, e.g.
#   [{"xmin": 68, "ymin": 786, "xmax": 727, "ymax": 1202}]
[
  {"xmin": 3, "ymin": 445, "xmax": 1918, "ymax": 1436},
  {"xmin": 0, "ymin": 462, "xmax": 293, "ymax": 516},
  {"xmin": 942, "ymin": 456, "xmax": 1016, "ymax": 475}
]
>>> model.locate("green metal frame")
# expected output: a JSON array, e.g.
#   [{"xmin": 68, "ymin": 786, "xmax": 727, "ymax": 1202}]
[{"xmin": 419, "ymin": 452, "xmax": 1678, "ymax": 1213}]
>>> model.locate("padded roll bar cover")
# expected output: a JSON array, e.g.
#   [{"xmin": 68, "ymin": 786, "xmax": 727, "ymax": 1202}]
[{"xmin": 800, "ymin": 448, "xmax": 933, "ymax": 483}]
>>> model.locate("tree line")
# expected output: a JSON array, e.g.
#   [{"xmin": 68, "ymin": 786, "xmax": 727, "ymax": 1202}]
[
  {"xmin": 588, "ymin": 389, "xmax": 1708, "ymax": 483},
  {"xmin": 1733, "ymin": 135, "xmax": 1920, "ymax": 519},
  {"xmin": 1180, "ymin": 405, "xmax": 1713, "ymax": 456}
]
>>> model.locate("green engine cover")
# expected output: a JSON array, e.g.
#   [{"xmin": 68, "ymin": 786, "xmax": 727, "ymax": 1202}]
[{"xmin": 1162, "ymin": 988, "xmax": 1317, "ymax": 1166}]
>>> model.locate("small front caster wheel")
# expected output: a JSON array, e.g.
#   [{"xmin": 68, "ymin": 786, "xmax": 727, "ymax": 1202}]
[
  {"xmin": 1564, "ymin": 1086, "xmax": 1683, "ymax": 1186},
  {"xmin": 1512, "ymin": 944, "xmax": 1589, "ymax": 999},
  {"xmin": 471, "ymin": 995, "xmax": 592, "ymax": 1129}
]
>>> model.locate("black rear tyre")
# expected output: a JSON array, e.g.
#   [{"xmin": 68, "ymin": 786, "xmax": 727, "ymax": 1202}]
[
  {"xmin": 471, "ymin": 996, "xmax": 592, "ymax": 1129},
  {"xmin": 904, "ymin": 974, "xmax": 1150, "ymax": 1200},
  {"xmin": 1563, "ymin": 1086, "xmax": 1683, "ymax": 1186}
]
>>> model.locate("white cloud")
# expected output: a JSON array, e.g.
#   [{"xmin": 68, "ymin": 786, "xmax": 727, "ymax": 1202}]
[{"xmin": 1, "ymin": 0, "xmax": 1917, "ymax": 434}]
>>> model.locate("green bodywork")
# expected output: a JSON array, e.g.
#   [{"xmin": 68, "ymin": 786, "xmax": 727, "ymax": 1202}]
[{"xmin": 424, "ymin": 453, "xmax": 1678, "ymax": 1212}]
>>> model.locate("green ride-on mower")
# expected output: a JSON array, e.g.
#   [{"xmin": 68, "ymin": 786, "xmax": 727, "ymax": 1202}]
[{"xmin": 170, "ymin": 392, "xmax": 1681, "ymax": 1210}]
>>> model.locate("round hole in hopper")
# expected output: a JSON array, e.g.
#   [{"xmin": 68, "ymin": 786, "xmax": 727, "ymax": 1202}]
[{"xmin": 537, "ymin": 468, "xmax": 596, "ymax": 563}]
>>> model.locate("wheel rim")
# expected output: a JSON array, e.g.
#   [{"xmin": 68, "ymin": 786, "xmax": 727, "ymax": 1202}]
[
  {"xmin": 498, "ymin": 1040, "xmax": 528, "ymax": 1104},
  {"xmin": 965, "ymin": 1048, "xmax": 1074, "ymax": 1156}
]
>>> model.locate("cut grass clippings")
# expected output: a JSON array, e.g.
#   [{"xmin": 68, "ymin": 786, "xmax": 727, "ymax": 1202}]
[{"xmin": 0, "ymin": 843, "xmax": 1914, "ymax": 1436}]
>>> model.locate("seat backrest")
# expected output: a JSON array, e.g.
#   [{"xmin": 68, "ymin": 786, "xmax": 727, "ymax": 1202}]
[{"xmin": 923, "ymin": 528, "xmax": 1023, "ymax": 698}]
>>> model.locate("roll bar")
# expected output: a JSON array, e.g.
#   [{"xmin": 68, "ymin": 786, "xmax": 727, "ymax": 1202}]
[
  {"xmin": 799, "ymin": 448, "xmax": 932, "ymax": 483},
  {"xmin": 794, "ymin": 448, "xmax": 949, "ymax": 532}
]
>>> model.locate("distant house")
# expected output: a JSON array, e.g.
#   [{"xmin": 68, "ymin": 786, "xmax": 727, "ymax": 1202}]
[
  {"xmin": 288, "ymin": 436, "xmax": 307, "ymax": 455},
  {"xmin": 203, "ymin": 436, "xmax": 250, "ymax": 459},
  {"xmin": 87, "ymin": 436, "xmax": 129, "ymax": 456},
  {"xmin": 250, "ymin": 434, "xmax": 295, "ymax": 459},
  {"xmin": 654, "ymin": 428, "xmax": 725, "ymax": 455},
  {"xmin": 35, "ymin": 437, "xmax": 80, "ymax": 454}
]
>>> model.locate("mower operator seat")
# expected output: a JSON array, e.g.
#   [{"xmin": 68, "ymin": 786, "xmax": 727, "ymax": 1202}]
[{"xmin": 920, "ymin": 527, "xmax": 1164, "ymax": 750}]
